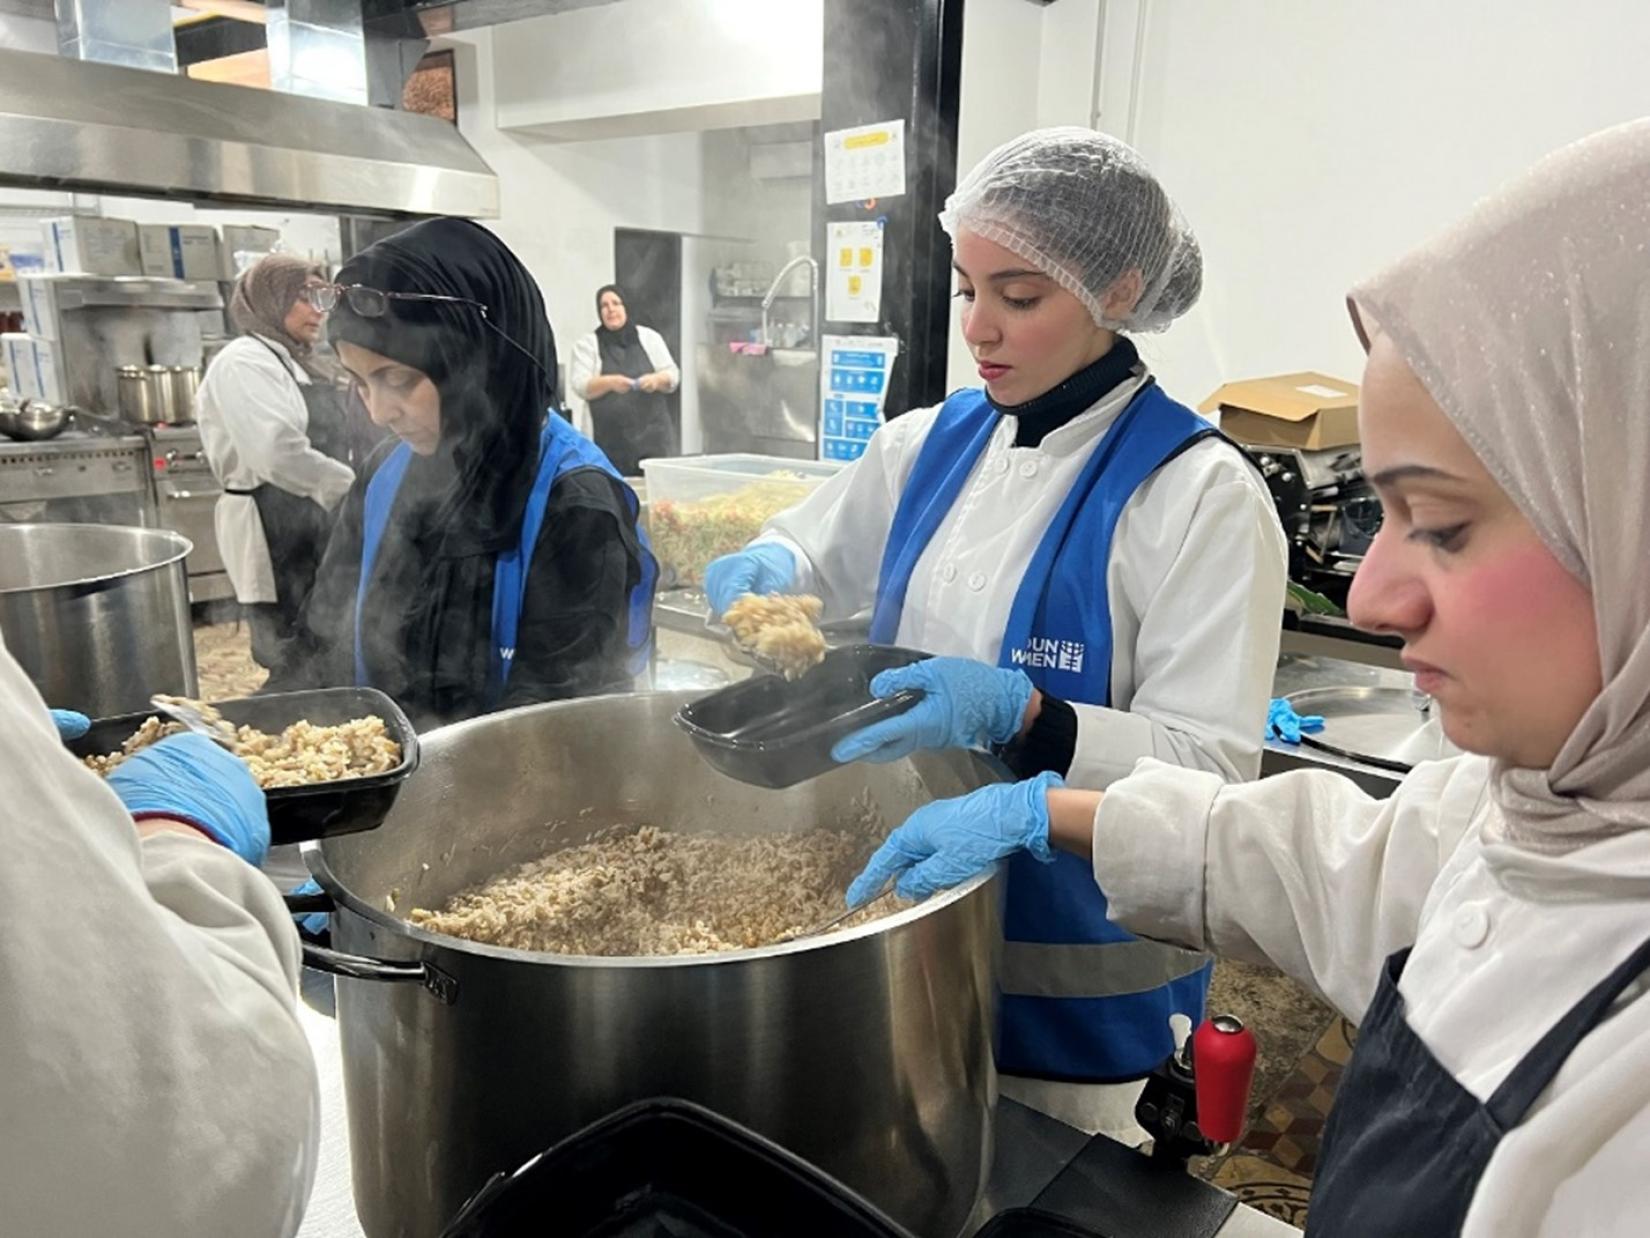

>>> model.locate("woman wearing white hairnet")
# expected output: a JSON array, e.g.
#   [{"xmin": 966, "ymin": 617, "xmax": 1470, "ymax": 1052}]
[
  {"xmin": 705, "ymin": 128, "xmax": 1288, "ymax": 1115},
  {"xmin": 849, "ymin": 120, "xmax": 1650, "ymax": 1234}
]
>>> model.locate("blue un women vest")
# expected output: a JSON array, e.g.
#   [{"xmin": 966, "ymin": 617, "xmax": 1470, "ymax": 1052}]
[
  {"xmin": 356, "ymin": 415, "xmax": 656, "ymax": 705},
  {"xmin": 871, "ymin": 381, "xmax": 1218, "ymax": 1080}
]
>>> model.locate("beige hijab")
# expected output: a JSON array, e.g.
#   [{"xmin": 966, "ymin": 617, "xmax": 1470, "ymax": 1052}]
[
  {"xmin": 228, "ymin": 253, "xmax": 331, "ymax": 377},
  {"xmin": 1349, "ymin": 118, "xmax": 1650, "ymax": 854}
]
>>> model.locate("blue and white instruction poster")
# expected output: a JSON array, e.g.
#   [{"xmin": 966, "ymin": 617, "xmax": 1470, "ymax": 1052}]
[{"xmin": 820, "ymin": 334, "xmax": 899, "ymax": 462}]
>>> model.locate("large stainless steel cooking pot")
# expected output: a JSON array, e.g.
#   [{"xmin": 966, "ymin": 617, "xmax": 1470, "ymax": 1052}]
[
  {"xmin": 301, "ymin": 691, "xmax": 1004, "ymax": 1238},
  {"xmin": 0, "ymin": 523, "xmax": 196, "ymax": 716}
]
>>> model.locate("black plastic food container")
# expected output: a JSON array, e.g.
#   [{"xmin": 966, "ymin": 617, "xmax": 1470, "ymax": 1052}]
[
  {"xmin": 674, "ymin": 644, "xmax": 929, "ymax": 789},
  {"xmin": 440, "ymin": 1097, "xmax": 916, "ymax": 1238},
  {"xmin": 69, "ymin": 686, "xmax": 419, "ymax": 846}
]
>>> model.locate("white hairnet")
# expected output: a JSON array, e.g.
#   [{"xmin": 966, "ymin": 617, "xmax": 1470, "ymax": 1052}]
[
  {"xmin": 1349, "ymin": 118, "xmax": 1650, "ymax": 855},
  {"xmin": 938, "ymin": 126, "xmax": 1201, "ymax": 333}
]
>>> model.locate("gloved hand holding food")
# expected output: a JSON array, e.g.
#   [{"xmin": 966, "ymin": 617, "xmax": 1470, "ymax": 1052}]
[
  {"xmin": 1265, "ymin": 697, "xmax": 1326, "ymax": 744},
  {"xmin": 846, "ymin": 771, "xmax": 1063, "ymax": 905},
  {"xmin": 703, "ymin": 542, "xmax": 796, "ymax": 617},
  {"xmin": 106, "ymin": 732, "xmax": 271, "ymax": 865},
  {"xmin": 831, "ymin": 657, "xmax": 1036, "ymax": 764}
]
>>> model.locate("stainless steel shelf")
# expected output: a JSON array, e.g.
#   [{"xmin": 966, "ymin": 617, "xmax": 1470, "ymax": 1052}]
[{"xmin": 48, "ymin": 275, "xmax": 224, "ymax": 312}]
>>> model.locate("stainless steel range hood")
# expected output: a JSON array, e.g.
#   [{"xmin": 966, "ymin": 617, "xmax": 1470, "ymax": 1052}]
[{"xmin": 0, "ymin": 44, "xmax": 498, "ymax": 218}]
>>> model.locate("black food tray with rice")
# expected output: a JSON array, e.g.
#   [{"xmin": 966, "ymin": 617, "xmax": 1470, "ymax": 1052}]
[{"xmin": 67, "ymin": 686, "xmax": 419, "ymax": 846}]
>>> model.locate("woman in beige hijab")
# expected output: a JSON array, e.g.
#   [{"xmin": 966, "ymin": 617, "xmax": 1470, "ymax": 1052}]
[{"xmin": 847, "ymin": 118, "xmax": 1650, "ymax": 1234}]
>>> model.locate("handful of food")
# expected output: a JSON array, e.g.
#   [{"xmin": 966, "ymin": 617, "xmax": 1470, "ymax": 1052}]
[{"xmin": 722, "ymin": 592, "xmax": 827, "ymax": 679}]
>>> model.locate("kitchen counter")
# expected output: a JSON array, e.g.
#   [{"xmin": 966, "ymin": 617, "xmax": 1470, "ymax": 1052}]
[{"xmin": 293, "ymin": 989, "xmax": 1298, "ymax": 1238}]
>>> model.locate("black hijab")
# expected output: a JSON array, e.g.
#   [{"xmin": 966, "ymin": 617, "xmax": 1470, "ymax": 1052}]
[
  {"xmin": 594, "ymin": 284, "xmax": 649, "ymax": 377},
  {"xmin": 330, "ymin": 219, "xmax": 558, "ymax": 554}
]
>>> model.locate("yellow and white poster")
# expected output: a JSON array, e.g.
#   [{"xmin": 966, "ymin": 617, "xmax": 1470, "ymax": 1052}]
[{"xmin": 825, "ymin": 221, "xmax": 884, "ymax": 324}]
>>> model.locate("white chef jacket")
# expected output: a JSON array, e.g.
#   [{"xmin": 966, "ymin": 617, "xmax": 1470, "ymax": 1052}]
[
  {"xmin": 197, "ymin": 334, "xmax": 355, "ymax": 605},
  {"xmin": 566, "ymin": 325, "xmax": 680, "ymax": 439},
  {"xmin": 0, "ymin": 634, "xmax": 320, "ymax": 1236},
  {"xmin": 761, "ymin": 373, "xmax": 1289, "ymax": 785},
  {"xmin": 1098, "ymin": 755, "xmax": 1650, "ymax": 1236}
]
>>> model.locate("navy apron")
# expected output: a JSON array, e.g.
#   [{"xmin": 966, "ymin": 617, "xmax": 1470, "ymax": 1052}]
[{"xmin": 1308, "ymin": 931, "xmax": 1650, "ymax": 1235}]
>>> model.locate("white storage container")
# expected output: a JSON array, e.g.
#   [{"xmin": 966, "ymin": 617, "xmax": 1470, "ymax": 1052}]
[
  {"xmin": 40, "ymin": 216, "xmax": 141, "ymax": 277},
  {"xmin": 138, "ymin": 224, "xmax": 222, "ymax": 281},
  {"xmin": 639, "ymin": 453, "xmax": 843, "ymax": 590}
]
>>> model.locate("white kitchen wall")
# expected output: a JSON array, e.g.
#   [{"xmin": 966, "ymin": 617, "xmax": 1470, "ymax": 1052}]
[
  {"xmin": 489, "ymin": 0, "xmax": 822, "ymax": 140},
  {"xmin": 948, "ymin": 0, "xmax": 1650, "ymax": 406},
  {"xmin": 441, "ymin": 27, "xmax": 708, "ymax": 374}
]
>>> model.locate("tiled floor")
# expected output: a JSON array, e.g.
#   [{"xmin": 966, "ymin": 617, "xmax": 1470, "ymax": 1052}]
[{"xmin": 192, "ymin": 618, "xmax": 1349, "ymax": 1228}]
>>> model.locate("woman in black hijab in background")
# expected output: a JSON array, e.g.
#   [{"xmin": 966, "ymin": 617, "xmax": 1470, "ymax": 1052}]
[
  {"xmin": 569, "ymin": 284, "xmax": 680, "ymax": 475},
  {"xmin": 280, "ymin": 219, "xmax": 657, "ymax": 729}
]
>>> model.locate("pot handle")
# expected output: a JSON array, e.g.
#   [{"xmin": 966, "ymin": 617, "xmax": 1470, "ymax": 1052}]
[{"xmin": 300, "ymin": 940, "xmax": 460, "ymax": 1005}]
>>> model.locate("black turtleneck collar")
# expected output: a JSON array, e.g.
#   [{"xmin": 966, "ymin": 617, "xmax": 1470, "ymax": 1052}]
[{"xmin": 990, "ymin": 336, "xmax": 1142, "ymax": 448}]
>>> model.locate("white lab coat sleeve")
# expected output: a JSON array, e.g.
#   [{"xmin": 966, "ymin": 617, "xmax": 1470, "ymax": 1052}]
[
  {"xmin": 0, "ymin": 641, "xmax": 319, "ymax": 1237},
  {"xmin": 757, "ymin": 407, "xmax": 938, "ymax": 617},
  {"xmin": 569, "ymin": 333, "xmax": 602, "ymax": 402},
  {"xmin": 1066, "ymin": 464, "xmax": 1287, "ymax": 785},
  {"xmin": 639, "ymin": 325, "xmax": 680, "ymax": 392},
  {"xmin": 215, "ymin": 349, "xmax": 353, "ymax": 510},
  {"xmin": 1092, "ymin": 754, "xmax": 1489, "ymax": 1022}
]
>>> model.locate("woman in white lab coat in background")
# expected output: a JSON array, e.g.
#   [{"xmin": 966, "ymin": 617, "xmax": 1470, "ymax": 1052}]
[
  {"xmin": 568, "ymin": 284, "xmax": 680, "ymax": 476},
  {"xmin": 706, "ymin": 128, "xmax": 1288, "ymax": 1127},
  {"xmin": 198, "ymin": 254, "xmax": 355, "ymax": 679},
  {"xmin": 849, "ymin": 120, "xmax": 1650, "ymax": 1236}
]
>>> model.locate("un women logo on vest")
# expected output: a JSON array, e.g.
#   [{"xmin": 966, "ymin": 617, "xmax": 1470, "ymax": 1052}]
[{"xmin": 1010, "ymin": 637, "xmax": 1086, "ymax": 673}]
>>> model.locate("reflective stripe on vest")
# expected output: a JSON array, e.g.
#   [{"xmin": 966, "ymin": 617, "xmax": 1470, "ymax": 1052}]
[
  {"xmin": 357, "ymin": 415, "xmax": 657, "ymax": 703},
  {"xmin": 872, "ymin": 381, "xmax": 1219, "ymax": 1080}
]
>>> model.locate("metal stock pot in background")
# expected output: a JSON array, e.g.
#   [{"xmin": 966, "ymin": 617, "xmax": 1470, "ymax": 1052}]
[
  {"xmin": 0, "ymin": 523, "xmax": 196, "ymax": 715},
  {"xmin": 299, "ymin": 691, "xmax": 1005, "ymax": 1238}
]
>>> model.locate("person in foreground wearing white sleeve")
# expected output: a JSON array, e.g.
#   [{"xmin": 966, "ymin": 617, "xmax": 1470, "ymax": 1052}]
[
  {"xmin": 706, "ymin": 128, "xmax": 1287, "ymax": 1127},
  {"xmin": 847, "ymin": 119, "xmax": 1650, "ymax": 1236},
  {"xmin": 3, "ymin": 637, "xmax": 320, "ymax": 1236}
]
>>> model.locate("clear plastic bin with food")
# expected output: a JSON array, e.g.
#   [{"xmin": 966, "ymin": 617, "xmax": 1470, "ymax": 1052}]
[{"xmin": 639, "ymin": 453, "xmax": 844, "ymax": 590}]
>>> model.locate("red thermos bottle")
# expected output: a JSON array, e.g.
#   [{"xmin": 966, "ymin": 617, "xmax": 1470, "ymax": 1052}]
[{"xmin": 1193, "ymin": 1014, "xmax": 1257, "ymax": 1144}]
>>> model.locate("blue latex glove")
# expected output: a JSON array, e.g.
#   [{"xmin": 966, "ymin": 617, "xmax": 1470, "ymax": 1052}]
[
  {"xmin": 50, "ymin": 708, "xmax": 90, "ymax": 740},
  {"xmin": 703, "ymin": 543, "xmax": 797, "ymax": 617},
  {"xmin": 831, "ymin": 657, "xmax": 1035, "ymax": 764},
  {"xmin": 1265, "ymin": 698, "xmax": 1326, "ymax": 744},
  {"xmin": 846, "ymin": 771, "xmax": 1063, "ymax": 905},
  {"xmin": 106, "ymin": 732, "xmax": 270, "ymax": 866},
  {"xmin": 289, "ymin": 877, "xmax": 329, "ymax": 937}
]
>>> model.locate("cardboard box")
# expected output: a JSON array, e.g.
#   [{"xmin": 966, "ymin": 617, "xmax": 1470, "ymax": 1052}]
[
  {"xmin": 2, "ymin": 333, "xmax": 37, "ymax": 399},
  {"xmin": 138, "ymin": 224, "xmax": 222, "ymax": 281},
  {"xmin": 30, "ymin": 336, "xmax": 66, "ymax": 405},
  {"xmin": 219, "ymin": 224, "xmax": 281, "ymax": 279},
  {"xmin": 1200, "ymin": 372, "xmax": 1361, "ymax": 451},
  {"xmin": 40, "ymin": 215, "xmax": 142, "ymax": 277},
  {"xmin": 17, "ymin": 274, "xmax": 62, "ymax": 340}
]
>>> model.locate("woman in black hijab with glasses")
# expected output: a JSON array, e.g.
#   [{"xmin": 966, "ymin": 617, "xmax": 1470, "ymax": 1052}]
[{"xmin": 280, "ymin": 219, "xmax": 657, "ymax": 730}]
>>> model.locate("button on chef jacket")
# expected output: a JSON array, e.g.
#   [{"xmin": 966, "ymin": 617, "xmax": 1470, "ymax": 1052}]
[{"xmin": 197, "ymin": 333, "xmax": 355, "ymax": 605}]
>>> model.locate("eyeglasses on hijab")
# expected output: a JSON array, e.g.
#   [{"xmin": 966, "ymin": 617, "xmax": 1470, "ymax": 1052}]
[{"xmin": 305, "ymin": 282, "xmax": 552, "ymax": 385}]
